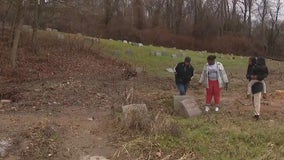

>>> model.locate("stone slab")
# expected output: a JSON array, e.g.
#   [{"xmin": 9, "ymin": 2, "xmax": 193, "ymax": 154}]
[{"xmin": 173, "ymin": 96, "xmax": 202, "ymax": 117}]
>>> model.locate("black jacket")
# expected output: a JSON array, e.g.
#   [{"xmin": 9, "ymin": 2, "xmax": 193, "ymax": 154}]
[
  {"xmin": 246, "ymin": 64, "xmax": 254, "ymax": 81},
  {"xmin": 251, "ymin": 64, "xmax": 268, "ymax": 94},
  {"xmin": 175, "ymin": 62, "xmax": 194, "ymax": 84}
]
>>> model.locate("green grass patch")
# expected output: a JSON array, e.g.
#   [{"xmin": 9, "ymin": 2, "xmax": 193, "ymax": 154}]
[
  {"xmin": 165, "ymin": 115, "xmax": 283, "ymax": 160},
  {"xmin": 100, "ymin": 39, "xmax": 248, "ymax": 77},
  {"xmin": 124, "ymin": 115, "xmax": 284, "ymax": 159}
]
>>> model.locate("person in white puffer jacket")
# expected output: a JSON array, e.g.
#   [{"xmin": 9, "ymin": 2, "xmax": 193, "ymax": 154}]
[{"xmin": 199, "ymin": 55, "xmax": 229, "ymax": 112}]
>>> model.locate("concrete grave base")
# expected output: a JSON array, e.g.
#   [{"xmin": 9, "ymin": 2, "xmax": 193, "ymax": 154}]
[{"xmin": 173, "ymin": 96, "xmax": 202, "ymax": 117}]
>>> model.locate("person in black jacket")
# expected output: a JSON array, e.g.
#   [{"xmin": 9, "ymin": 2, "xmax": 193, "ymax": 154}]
[
  {"xmin": 250, "ymin": 57, "xmax": 268, "ymax": 120},
  {"xmin": 175, "ymin": 57, "xmax": 194, "ymax": 95},
  {"xmin": 246, "ymin": 57, "xmax": 267, "ymax": 98}
]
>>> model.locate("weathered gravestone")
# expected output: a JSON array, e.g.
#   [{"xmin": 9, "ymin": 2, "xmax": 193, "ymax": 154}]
[
  {"xmin": 166, "ymin": 68, "xmax": 175, "ymax": 73},
  {"xmin": 125, "ymin": 50, "xmax": 134, "ymax": 56},
  {"xmin": 150, "ymin": 51, "xmax": 155, "ymax": 56},
  {"xmin": 113, "ymin": 50, "xmax": 120, "ymax": 56},
  {"xmin": 57, "ymin": 33, "xmax": 65, "ymax": 40},
  {"xmin": 155, "ymin": 51, "xmax": 162, "ymax": 56},
  {"xmin": 172, "ymin": 54, "xmax": 177, "ymax": 59},
  {"xmin": 83, "ymin": 38, "xmax": 94, "ymax": 49},
  {"xmin": 173, "ymin": 96, "xmax": 202, "ymax": 117},
  {"xmin": 0, "ymin": 139, "xmax": 11, "ymax": 157},
  {"xmin": 135, "ymin": 67, "xmax": 144, "ymax": 73},
  {"xmin": 122, "ymin": 104, "xmax": 149, "ymax": 129},
  {"xmin": 162, "ymin": 52, "xmax": 168, "ymax": 56},
  {"xmin": 80, "ymin": 155, "xmax": 109, "ymax": 160}
]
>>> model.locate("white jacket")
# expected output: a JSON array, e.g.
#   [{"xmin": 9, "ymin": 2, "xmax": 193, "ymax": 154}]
[{"xmin": 199, "ymin": 62, "xmax": 229, "ymax": 88}]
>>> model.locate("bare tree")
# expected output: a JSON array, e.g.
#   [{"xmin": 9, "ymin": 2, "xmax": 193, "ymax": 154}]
[
  {"xmin": 173, "ymin": 0, "xmax": 184, "ymax": 34},
  {"xmin": 133, "ymin": 0, "xmax": 145, "ymax": 30},
  {"xmin": 267, "ymin": 0, "xmax": 282, "ymax": 55},
  {"xmin": 11, "ymin": 0, "xmax": 25, "ymax": 67},
  {"xmin": 32, "ymin": 0, "xmax": 40, "ymax": 55}
]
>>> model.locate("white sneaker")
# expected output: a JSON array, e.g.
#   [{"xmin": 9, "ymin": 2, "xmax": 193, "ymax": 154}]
[
  {"xmin": 215, "ymin": 107, "xmax": 219, "ymax": 112},
  {"xmin": 205, "ymin": 106, "xmax": 210, "ymax": 112}
]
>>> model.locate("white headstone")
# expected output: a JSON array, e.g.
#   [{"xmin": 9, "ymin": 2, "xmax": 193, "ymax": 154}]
[
  {"xmin": 57, "ymin": 34, "xmax": 65, "ymax": 40},
  {"xmin": 80, "ymin": 155, "xmax": 109, "ymax": 160},
  {"xmin": 166, "ymin": 68, "xmax": 175, "ymax": 73},
  {"xmin": 155, "ymin": 52, "xmax": 162, "ymax": 56}
]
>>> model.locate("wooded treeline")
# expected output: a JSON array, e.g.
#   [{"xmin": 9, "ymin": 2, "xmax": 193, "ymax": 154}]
[{"xmin": 1, "ymin": 0, "xmax": 284, "ymax": 66}]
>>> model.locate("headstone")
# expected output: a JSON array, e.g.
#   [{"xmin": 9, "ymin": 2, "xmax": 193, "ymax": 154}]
[
  {"xmin": 113, "ymin": 50, "xmax": 120, "ymax": 56},
  {"xmin": 150, "ymin": 51, "xmax": 155, "ymax": 56},
  {"xmin": 57, "ymin": 34, "xmax": 65, "ymax": 40},
  {"xmin": 138, "ymin": 43, "xmax": 143, "ymax": 47},
  {"xmin": 166, "ymin": 68, "xmax": 175, "ymax": 73},
  {"xmin": 125, "ymin": 50, "xmax": 134, "ymax": 56},
  {"xmin": 80, "ymin": 155, "xmax": 109, "ymax": 160},
  {"xmin": 122, "ymin": 104, "xmax": 148, "ymax": 116},
  {"xmin": 83, "ymin": 38, "xmax": 94, "ymax": 48},
  {"xmin": 53, "ymin": 29, "xmax": 58, "ymax": 32},
  {"xmin": 172, "ymin": 54, "xmax": 177, "ymax": 58},
  {"xmin": 22, "ymin": 25, "xmax": 32, "ymax": 32},
  {"xmin": 123, "ymin": 40, "xmax": 128, "ymax": 44},
  {"xmin": 0, "ymin": 100, "xmax": 11, "ymax": 104},
  {"xmin": 203, "ymin": 50, "xmax": 208, "ymax": 53},
  {"xmin": 46, "ymin": 28, "xmax": 52, "ymax": 31},
  {"xmin": 173, "ymin": 96, "xmax": 202, "ymax": 117},
  {"xmin": 132, "ymin": 42, "xmax": 139, "ymax": 46},
  {"xmin": 122, "ymin": 104, "xmax": 149, "ymax": 128},
  {"xmin": 135, "ymin": 67, "xmax": 144, "ymax": 73},
  {"xmin": 93, "ymin": 38, "xmax": 100, "ymax": 43},
  {"xmin": 155, "ymin": 52, "xmax": 162, "ymax": 56},
  {"xmin": 162, "ymin": 52, "xmax": 168, "ymax": 56},
  {"xmin": 0, "ymin": 139, "xmax": 11, "ymax": 157}
]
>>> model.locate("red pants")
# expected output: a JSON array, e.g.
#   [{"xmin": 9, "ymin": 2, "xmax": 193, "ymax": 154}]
[{"xmin": 206, "ymin": 80, "xmax": 221, "ymax": 106}]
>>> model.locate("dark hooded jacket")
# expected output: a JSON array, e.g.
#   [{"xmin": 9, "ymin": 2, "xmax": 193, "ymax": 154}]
[
  {"xmin": 246, "ymin": 57, "xmax": 257, "ymax": 81},
  {"xmin": 175, "ymin": 62, "xmax": 194, "ymax": 84},
  {"xmin": 251, "ymin": 57, "xmax": 269, "ymax": 94}
]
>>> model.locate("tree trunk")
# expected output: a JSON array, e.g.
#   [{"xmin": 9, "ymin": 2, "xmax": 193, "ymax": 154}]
[
  {"xmin": 11, "ymin": 18, "xmax": 23, "ymax": 67},
  {"xmin": 247, "ymin": 0, "xmax": 253, "ymax": 37},
  {"xmin": 32, "ymin": 0, "xmax": 40, "ymax": 55},
  {"xmin": 11, "ymin": 0, "xmax": 24, "ymax": 68}
]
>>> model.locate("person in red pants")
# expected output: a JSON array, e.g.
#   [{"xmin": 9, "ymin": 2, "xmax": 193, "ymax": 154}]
[{"xmin": 199, "ymin": 55, "xmax": 229, "ymax": 112}]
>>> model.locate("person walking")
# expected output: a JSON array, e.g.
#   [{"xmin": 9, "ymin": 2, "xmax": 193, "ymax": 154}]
[
  {"xmin": 199, "ymin": 55, "xmax": 229, "ymax": 112},
  {"xmin": 246, "ymin": 57, "xmax": 267, "ymax": 99},
  {"xmin": 250, "ymin": 57, "xmax": 268, "ymax": 120},
  {"xmin": 175, "ymin": 57, "xmax": 194, "ymax": 95}
]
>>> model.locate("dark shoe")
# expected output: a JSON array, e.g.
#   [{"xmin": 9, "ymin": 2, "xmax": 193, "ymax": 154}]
[
  {"xmin": 246, "ymin": 94, "xmax": 251, "ymax": 99},
  {"xmin": 263, "ymin": 93, "xmax": 267, "ymax": 99},
  {"xmin": 254, "ymin": 115, "xmax": 260, "ymax": 120}
]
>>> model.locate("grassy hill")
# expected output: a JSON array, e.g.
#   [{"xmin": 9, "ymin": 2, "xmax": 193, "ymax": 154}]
[
  {"xmin": 96, "ymin": 39, "xmax": 284, "ymax": 159},
  {"xmin": 100, "ymin": 39, "xmax": 248, "ymax": 77},
  {"xmin": 3, "ymin": 28, "xmax": 282, "ymax": 160}
]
